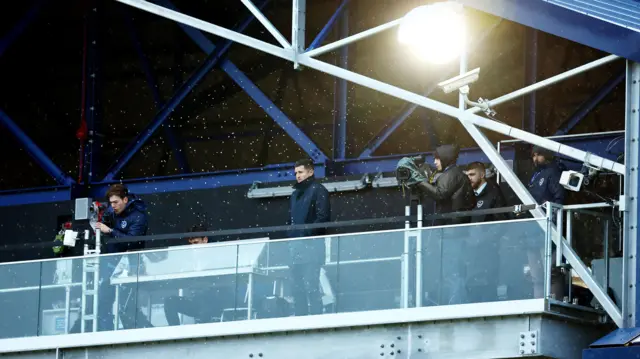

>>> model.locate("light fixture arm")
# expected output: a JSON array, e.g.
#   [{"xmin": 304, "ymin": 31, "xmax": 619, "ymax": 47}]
[{"xmin": 459, "ymin": 87, "xmax": 496, "ymax": 117}]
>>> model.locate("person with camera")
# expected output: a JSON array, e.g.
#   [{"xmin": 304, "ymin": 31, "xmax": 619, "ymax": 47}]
[{"xmin": 409, "ymin": 144, "xmax": 476, "ymax": 305}]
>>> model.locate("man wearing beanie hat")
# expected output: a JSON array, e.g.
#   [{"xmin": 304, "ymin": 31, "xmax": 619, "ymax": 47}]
[
  {"xmin": 529, "ymin": 146, "xmax": 566, "ymax": 205},
  {"xmin": 528, "ymin": 145, "xmax": 567, "ymax": 300}
]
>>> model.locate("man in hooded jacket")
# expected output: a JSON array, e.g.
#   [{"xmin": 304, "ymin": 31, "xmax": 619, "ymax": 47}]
[
  {"xmin": 415, "ymin": 144, "xmax": 476, "ymax": 224},
  {"xmin": 413, "ymin": 144, "xmax": 476, "ymax": 305}
]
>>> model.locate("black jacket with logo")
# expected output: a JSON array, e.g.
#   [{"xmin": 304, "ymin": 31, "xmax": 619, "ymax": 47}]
[{"xmin": 471, "ymin": 181, "xmax": 507, "ymax": 223}]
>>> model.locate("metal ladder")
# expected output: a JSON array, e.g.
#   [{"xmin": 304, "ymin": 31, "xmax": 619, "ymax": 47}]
[{"xmin": 80, "ymin": 230, "xmax": 101, "ymax": 333}]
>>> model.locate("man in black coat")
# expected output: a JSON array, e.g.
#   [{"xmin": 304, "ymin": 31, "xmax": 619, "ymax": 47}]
[
  {"xmin": 414, "ymin": 145, "xmax": 475, "ymax": 305},
  {"xmin": 288, "ymin": 159, "xmax": 330, "ymax": 316},
  {"xmin": 465, "ymin": 162, "xmax": 507, "ymax": 302},
  {"xmin": 415, "ymin": 144, "xmax": 476, "ymax": 224}
]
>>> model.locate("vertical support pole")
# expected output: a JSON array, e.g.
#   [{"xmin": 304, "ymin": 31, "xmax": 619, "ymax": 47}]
[
  {"xmin": 292, "ymin": 0, "xmax": 306, "ymax": 69},
  {"xmin": 556, "ymin": 208, "xmax": 563, "ymax": 267},
  {"xmin": 524, "ymin": 28, "xmax": 538, "ymax": 132},
  {"xmin": 415, "ymin": 204, "xmax": 423, "ymax": 308},
  {"xmin": 566, "ymin": 210, "xmax": 573, "ymax": 302},
  {"xmin": 333, "ymin": 7, "xmax": 348, "ymax": 160},
  {"xmin": 623, "ymin": 60, "xmax": 640, "ymax": 327},
  {"xmin": 402, "ymin": 205, "xmax": 410, "ymax": 309},
  {"xmin": 604, "ymin": 219, "xmax": 610, "ymax": 295},
  {"xmin": 544, "ymin": 203, "xmax": 553, "ymax": 299}
]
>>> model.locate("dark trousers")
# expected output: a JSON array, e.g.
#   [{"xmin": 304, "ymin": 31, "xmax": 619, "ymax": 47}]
[
  {"xmin": 290, "ymin": 263, "xmax": 323, "ymax": 316},
  {"xmin": 164, "ymin": 296, "xmax": 214, "ymax": 326}
]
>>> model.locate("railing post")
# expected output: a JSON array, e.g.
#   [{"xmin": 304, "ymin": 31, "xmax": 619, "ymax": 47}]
[
  {"xmin": 556, "ymin": 206, "xmax": 564, "ymax": 268},
  {"xmin": 544, "ymin": 202, "xmax": 553, "ymax": 299},
  {"xmin": 416, "ymin": 204, "xmax": 423, "ymax": 308},
  {"xmin": 566, "ymin": 210, "xmax": 573, "ymax": 303}
]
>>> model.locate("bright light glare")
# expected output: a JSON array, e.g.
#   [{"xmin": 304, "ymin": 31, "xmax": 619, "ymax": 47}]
[{"xmin": 398, "ymin": 2, "xmax": 466, "ymax": 65}]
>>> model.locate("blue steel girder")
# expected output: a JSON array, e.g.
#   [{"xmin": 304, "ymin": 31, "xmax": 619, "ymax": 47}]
[
  {"xmin": 306, "ymin": 0, "xmax": 350, "ymax": 51},
  {"xmin": 554, "ymin": 70, "xmax": 626, "ymax": 136},
  {"xmin": 333, "ymin": 6, "xmax": 348, "ymax": 160},
  {"xmin": 0, "ymin": 0, "xmax": 48, "ymax": 58},
  {"xmin": 1, "ymin": 130, "xmax": 624, "ymax": 206},
  {"xmin": 524, "ymin": 28, "xmax": 538, "ymax": 133},
  {"xmin": 0, "ymin": 109, "xmax": 75, "ymax": 186},
  {"xmin": 454, "ymin": 0, "xmax": 640, "ymax": 63},
  {"xmin": 358, "ymin": 19, "xmax": 501, "ymax": 158},
  {"xmin": 0, "ymin": 145, "xmax": 516, "ymax": 206},
  {"xmin": 159, "ymin": 0, "xmax": 329, "ymax": 164},
  {"xmin": 123, "ymin": 9, "xmax": 190, "ymax": 173},
  {"xmin": 102, "ymin": 1, "xmax": 271, "ymax": 182}
]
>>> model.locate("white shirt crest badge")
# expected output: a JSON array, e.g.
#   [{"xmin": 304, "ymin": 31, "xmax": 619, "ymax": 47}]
[
  {"xmin": 121, "ymin": 221, "xmax": 127, "ymax": 229},
  {"xmin": 539, "ymin": 178, "xmax": 545, "ymax": 186},
  {"xmin": 477, "ymin": 200, "xmax": 484, "ymax": 208}
]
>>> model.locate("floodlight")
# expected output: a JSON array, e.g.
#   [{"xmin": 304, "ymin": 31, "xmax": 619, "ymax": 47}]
[
  {"xmin": 398, "ymin": 2, "xmax": 466, "ymax": 65},
  {"xmin": 437, "ymin": 68, "xmax": 480, "ymax": 94}
]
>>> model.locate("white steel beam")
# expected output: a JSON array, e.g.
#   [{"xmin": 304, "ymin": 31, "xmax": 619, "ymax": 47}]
[
  {"xmin": 304, "ymin": 18, "xmax": 402, "ymax": 58},
  {"xmin": 116, "ymin": 0, "xmax": 294, "ymax": 62},
  {"xmin": 292, "ymin": 0, "xmax": 306, "ymax": 68},
  {"xmin": 241, "ymin": 0, "xmax": 291, "ymax": 48},
  {"xmin": 467, "ymin": 54, "xmax": 621, "ymax": 114}
]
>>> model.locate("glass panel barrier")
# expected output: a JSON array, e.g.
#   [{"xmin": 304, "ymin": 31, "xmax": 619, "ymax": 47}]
[
  {"xmin": 0, "ymin": 261, "xmax": 42, "ymax": 339},
  {"xmin": 419, "ymin": 219, "xmax": 548, "ymax": 307},
  {"xmin": 567, "ymin": 209, "xmax": 622, "ymax": 308},
  {"xmin": 335, "ymin": 231, "xmax": 404, "ymax": 313},
  {"xmin": 130, "ymin": 245, "xmax": 238, "ymax": 328},
  {"xmin": 39, "ymin": 258, "xmax": 83, "ymax": 336}
]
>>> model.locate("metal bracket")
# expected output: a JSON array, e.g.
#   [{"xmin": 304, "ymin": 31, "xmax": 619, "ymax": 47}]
[{"xmin": 519, "ymin": 331, "xmax": 538, "ymax": 356}]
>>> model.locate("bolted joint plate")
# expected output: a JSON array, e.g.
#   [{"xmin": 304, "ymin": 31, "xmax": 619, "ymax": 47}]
[{"xmin": 519, "ymin": 330, "xmax": 538, "ymax": 356}]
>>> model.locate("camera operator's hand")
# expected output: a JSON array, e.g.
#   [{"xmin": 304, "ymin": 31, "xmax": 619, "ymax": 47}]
[{"xmin": 96, "ymin": 222, "xmax": 113, "ymax": 234}]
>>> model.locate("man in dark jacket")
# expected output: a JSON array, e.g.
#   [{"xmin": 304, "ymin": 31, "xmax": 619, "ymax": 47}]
[
  {"xmin": 94, "ymin": 184, "xmax": 151, "ymax": 331},
  {"xmin": 465, "ymin": 162, "xmax": 506, "ymax": 302},
  {"xmin": 288, "ymin": 159, "xmax": 330, "ymax": 316},
  {"xmin": 467, "ymin": 162, "xmax": 507, "ymax": 223},
  {"xmin": 527, "ymin": 146, "xmax": 567, "ymax": 300},
  {"xmin": 96, "ymin": 184, "xmax": 149, "ymax": 253},
  {"xmin": 529, "ymin": 146, "xmax": 566, "ymax": 205},
  {"xmin": 414, "ymin": 145, "xmax": 475, "ymax": 305}
]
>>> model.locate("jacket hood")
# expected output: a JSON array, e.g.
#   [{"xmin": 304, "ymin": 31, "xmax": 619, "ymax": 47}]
[
  {"xmin": 107, "ymin": 193, "xmax": 147, "ymax": 216},
  {"xmin": 435, "ymin": 144, "xmax": 459, "ymax": 168}
]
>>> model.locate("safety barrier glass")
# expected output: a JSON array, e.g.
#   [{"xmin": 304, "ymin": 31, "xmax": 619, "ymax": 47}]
[{"xmin": 0, "ymin": 217, "xmax": 549, "ymax": 338}]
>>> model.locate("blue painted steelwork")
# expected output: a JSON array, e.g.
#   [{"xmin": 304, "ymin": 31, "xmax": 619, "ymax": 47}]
[
  {"xmin": 589, "ymin": 328, "xmax": 640, "ymax": 347},
  {"xmin": 555, "ymin": 70, "xmax": 625, "ymax": 136},
  {"xmin": 455, "ymin": 0, "xmax": 640, "ymax": 63},
  {"xmin": 160, "ymin": 0, "xmax": 329, "ymax": 164},
  {"xmin": 583, "ymin": 346, "xmax": 640, "ymax": 359},
  {"xmin": 358, "ymin": 20, "xmax": 501, "ymax": 158},
  {"xmin": 0, "ymin": 109, "xmax": 75, "ymax": 186},
  {"xmin": 123, "ymin": 10, "xmax": 190, "ymax": 173},
  {"xmin": 524, "ymin": 28, "xmax": 537, "ymax": 133},
  {"xmin": 543, "ymin": 0, "xmax": 640, "ymax": 32},
  {"xmin": 333, "ymin": 7, "xmax": 348, "ymax": 160},
  {"xmin": 102, "ymin": 3, "xmax": 271, "ymax": 182},
  {"xmin": 306, "ymin": 0, "xmax": 350, "ymax": 51},
  {"xmin": 0, "ymin": 130, "xmax": 622, "ymax": 206},
  {"xmin": 0, "ymin": 0, "xmax": 47, "ymax": 58},
  {"xmin": 0, "ymin": 187, "xmax": 72, "ymax": 207}
]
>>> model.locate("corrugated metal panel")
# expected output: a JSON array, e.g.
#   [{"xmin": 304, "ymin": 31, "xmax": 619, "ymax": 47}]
[{"xmin": 543, "ymin": 0, "xmax": 640, "ymax": 32}]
